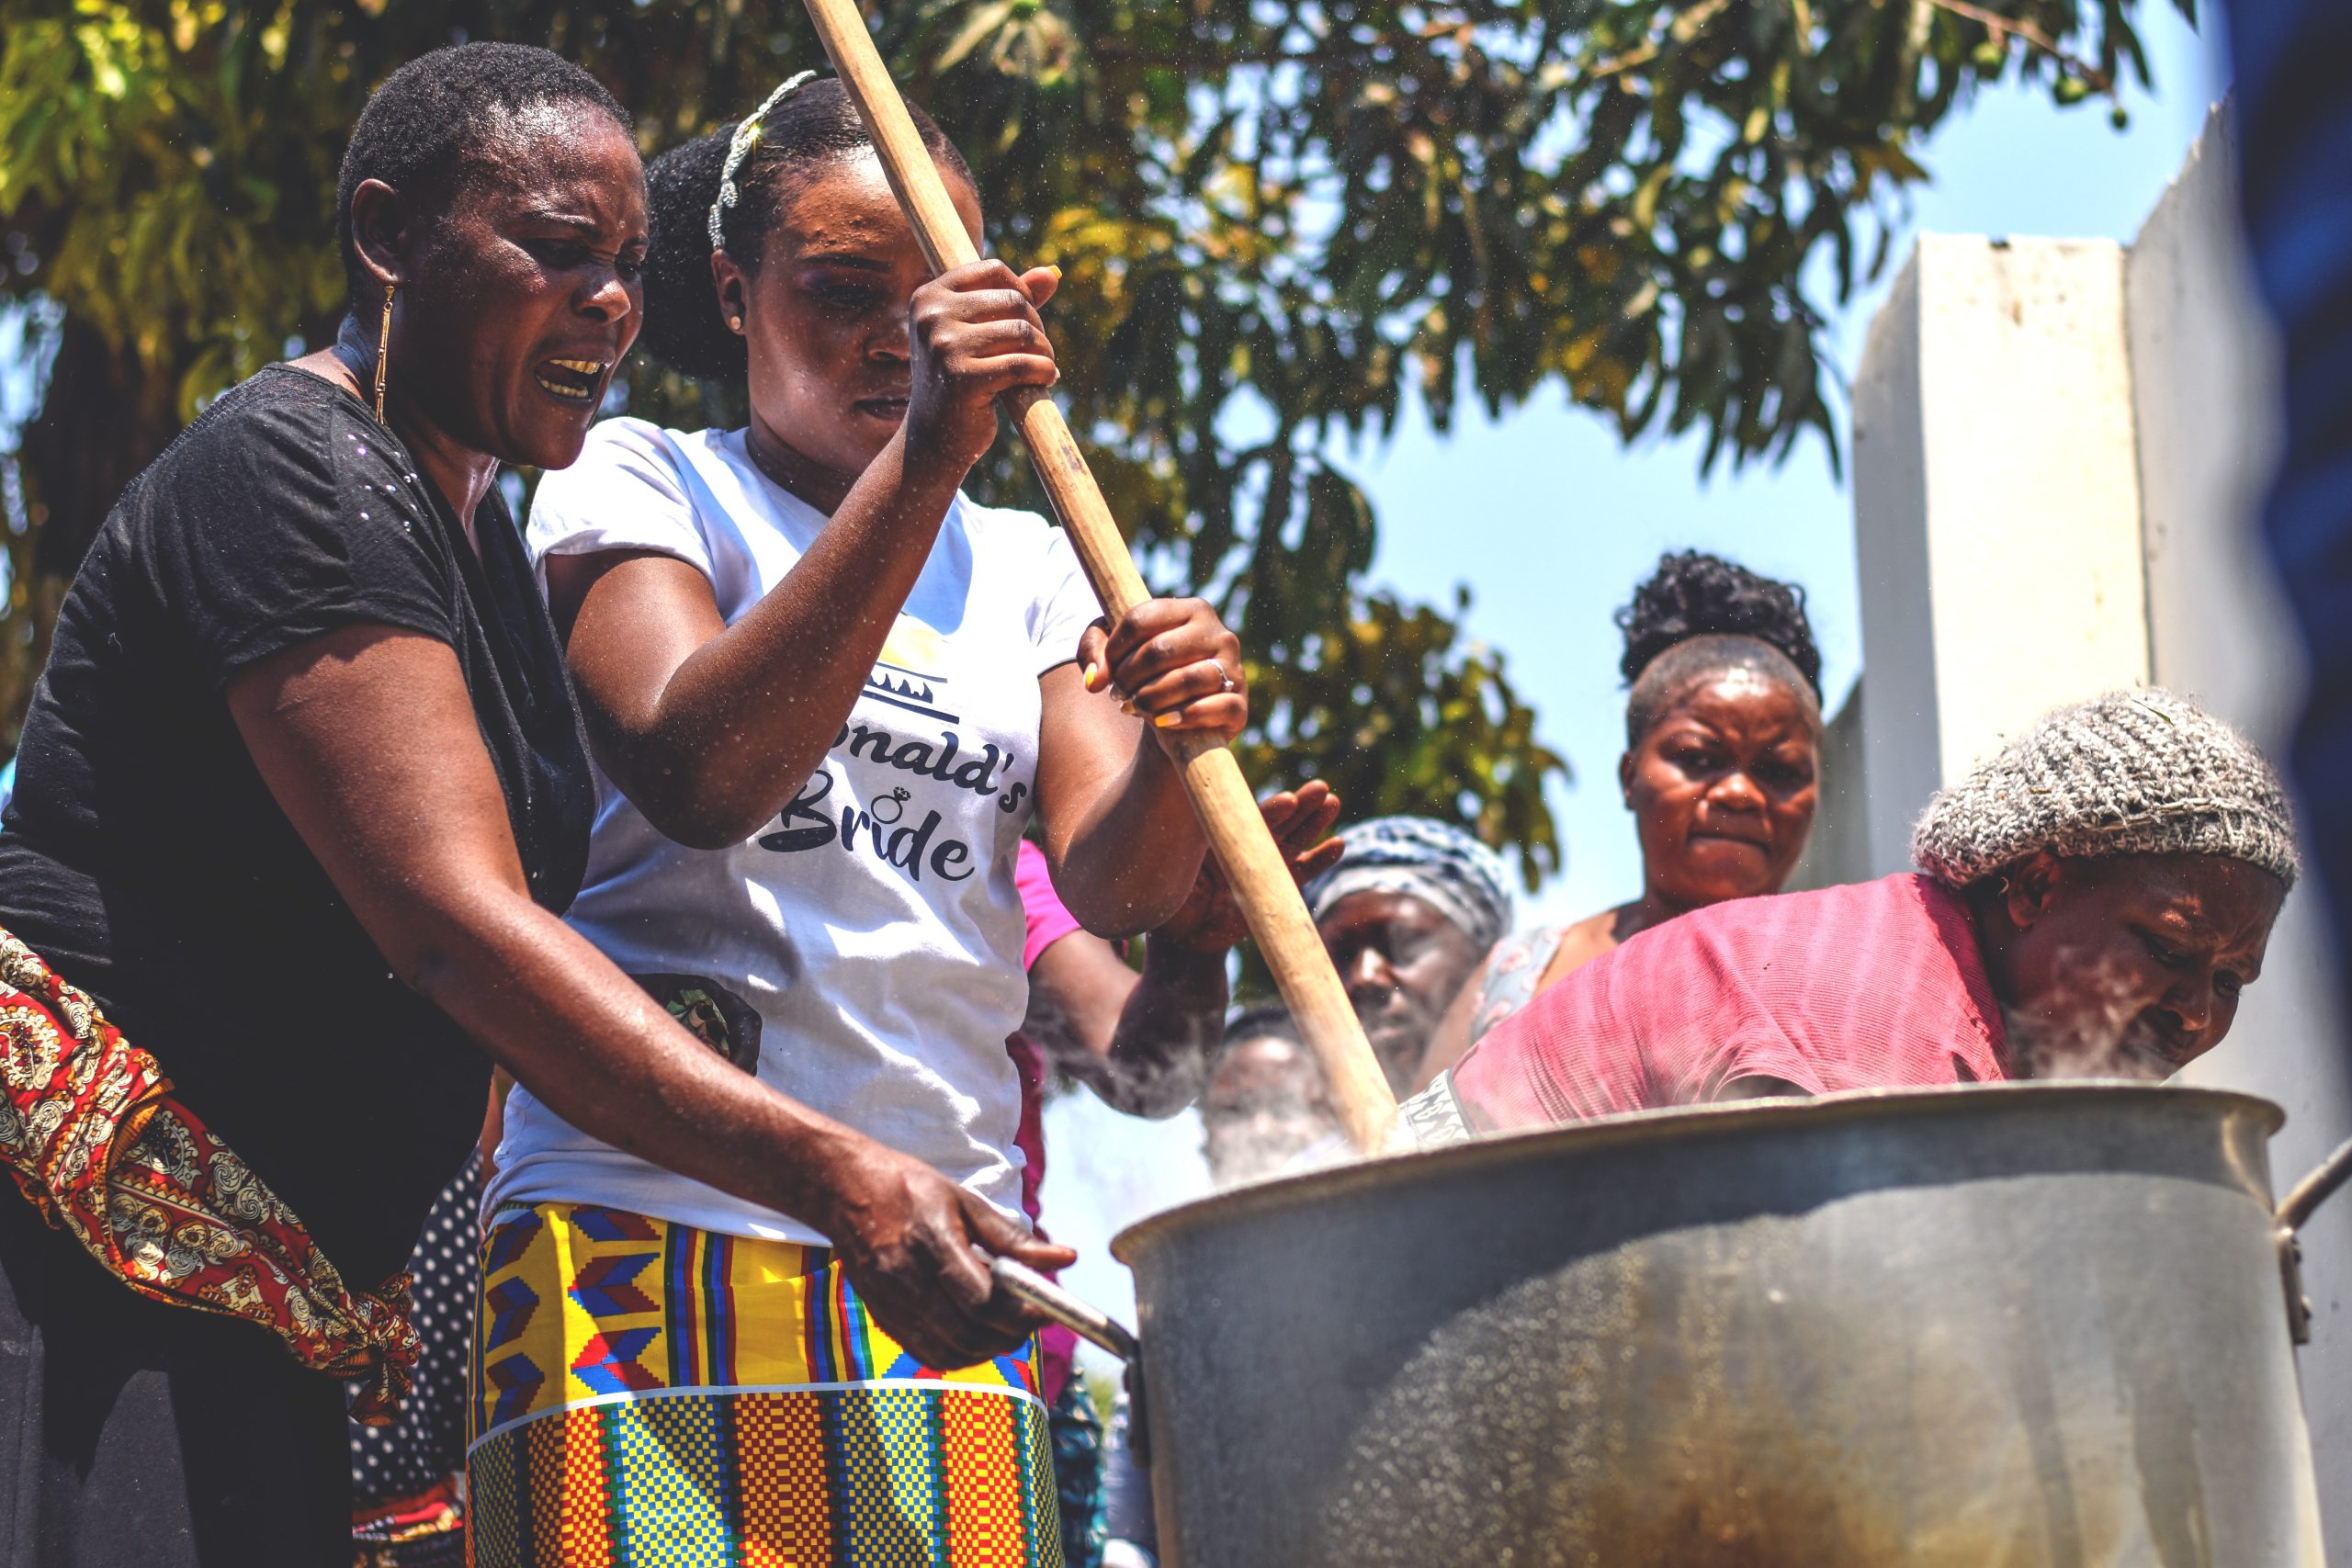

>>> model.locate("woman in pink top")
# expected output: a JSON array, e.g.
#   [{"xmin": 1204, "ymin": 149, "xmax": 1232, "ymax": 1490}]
[{"xmin": 1403, "ymin": 690, "xmax": 2300, "ymax": 1142}]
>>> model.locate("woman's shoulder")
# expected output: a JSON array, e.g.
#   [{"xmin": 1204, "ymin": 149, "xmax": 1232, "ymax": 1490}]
[
  {"xmin": 136, "ymin": 366, "xmax": 364, "ymax": 493},
  {"xmin": 536, "ymin": 418, "xmax": 774, "ymax": 513},
  {"xmin": 1488, "ymin": 919, "xmax": 1571, "ymax": 979},
  {"xmin": 1627, "ymin": 874, "xmax": 1949, "ymax": 978},
  {"xmin": 121, "ymin": 366, "xmax": 424, "ymax": 556},
  {"xmin": 547, "ymin": 415, "xmax": 691, "ymax": 486},
  {"xmin": 72, "ymin": 367, "xmax": 469, "ymax": 682},
  {"xmin": 526, "ymin": 417, "xmax": 727, "ymax": 566}
]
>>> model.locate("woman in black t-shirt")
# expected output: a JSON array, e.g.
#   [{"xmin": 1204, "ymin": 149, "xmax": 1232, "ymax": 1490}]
[{"xmin": 0, "ymin": 44, "xmax": 1064, "ymax": 1566}]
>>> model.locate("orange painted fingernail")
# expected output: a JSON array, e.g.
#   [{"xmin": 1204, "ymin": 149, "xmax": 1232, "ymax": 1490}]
[
  {"xmin": 1083, "ymin": 662, "xmax": 1102, "ymax": 691},
  {"xmin": 1154, "ymin": 711, "xmax": 1182, "ymax": 728}
]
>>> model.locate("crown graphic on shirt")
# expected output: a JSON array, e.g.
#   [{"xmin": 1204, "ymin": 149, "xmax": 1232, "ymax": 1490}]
[
  {"xmin": 865, "ymin": 662, "xmax": 958, "ymax": 724},
  {"xmin": 867, "ymin": 618, "xmax": 957, "ymax": 723}
]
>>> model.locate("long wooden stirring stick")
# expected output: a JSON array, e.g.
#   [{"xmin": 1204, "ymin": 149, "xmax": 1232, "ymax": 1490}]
[{"xmin": 798, "ymin": 0, "xmax": 1401, "ymax": 1153}]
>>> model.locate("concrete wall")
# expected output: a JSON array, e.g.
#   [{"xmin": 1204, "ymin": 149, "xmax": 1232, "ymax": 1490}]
[
  {"xmin": 1785, "ymin": 676, "xmax": 1871, "ymax": 894},
  {"xmin": 1848, "ymin": 261, "xmax": 1941, "ymax": 879},
  {"xmin": 1849, "ymin": 234, "xmax": 2152, "ymax": 879},
  {"xmin": 2130, "ymin": 111, "xmax": 2352, "ymax": 1550}
]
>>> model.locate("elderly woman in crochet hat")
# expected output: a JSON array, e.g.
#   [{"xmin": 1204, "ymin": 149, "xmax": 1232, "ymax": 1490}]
[
  {"xmin": 1304, "ymin": 816, "xmax": 1516, "ymax": 1094},
  {"xmin": 1401, "ymin": 689, "xmax": 2296, "ymax": 1141}
]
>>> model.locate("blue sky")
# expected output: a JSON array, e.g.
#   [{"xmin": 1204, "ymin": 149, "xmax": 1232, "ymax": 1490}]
[{"xmin": 1044, "ymin": 6, "xmax": 2237, "ymax": 1326}]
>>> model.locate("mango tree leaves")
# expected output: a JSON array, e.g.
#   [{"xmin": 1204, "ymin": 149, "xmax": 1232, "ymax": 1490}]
[{"xmin": 0, "ymin": 0, "xmax": 2180, "ymax": 884}]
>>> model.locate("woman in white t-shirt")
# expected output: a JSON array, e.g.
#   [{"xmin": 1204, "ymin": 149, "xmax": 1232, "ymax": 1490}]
[{"xmin": 468, "ymin": 75, "xmax": 1246, "ymax": 1562}]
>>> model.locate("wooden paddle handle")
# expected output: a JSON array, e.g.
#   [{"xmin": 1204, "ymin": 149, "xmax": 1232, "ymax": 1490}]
[{"xmin": 802, "ymin": 0, "xmax": 1400, "ymax": 1153}]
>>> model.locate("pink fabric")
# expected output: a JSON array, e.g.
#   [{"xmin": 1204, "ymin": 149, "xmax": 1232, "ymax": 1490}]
[
  {"xmin": 1010, "ymin": 838, "xmax": 1083, "ymax": 1404},
  {"xmin": 1016, "ymin": 839, "xmax": 1084, "ymax": 971},
  {"xmin": 1005, "ymin": 1032, "xmax": 1053, "ymax": 1230},
  {"xmin": 1451, "ymin": 874, "xmax": 2010, "ymax": 1131}
]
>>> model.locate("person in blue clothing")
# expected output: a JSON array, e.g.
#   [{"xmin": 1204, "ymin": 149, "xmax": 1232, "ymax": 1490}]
[{"xmin": 2227, "ymin": 3, "xmax": 2352, "ymax": 1005}]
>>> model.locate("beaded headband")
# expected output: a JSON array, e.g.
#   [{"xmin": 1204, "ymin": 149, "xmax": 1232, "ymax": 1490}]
[{"xmin": 707, "ymin": 70, "xmax": 821, "ymax": 254}]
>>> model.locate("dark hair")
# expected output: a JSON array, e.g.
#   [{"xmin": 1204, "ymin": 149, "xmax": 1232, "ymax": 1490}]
[
  {"xmin": 1617, "ymin": 551, "xmax": 1824, "ymax": 745},
  {"xmin": 336, "ymin": 43, "xmax": 631, "ymax": 315},
  {"xmin": 639, "ymin": 77, "xmax": 971, "ymax": 383}
]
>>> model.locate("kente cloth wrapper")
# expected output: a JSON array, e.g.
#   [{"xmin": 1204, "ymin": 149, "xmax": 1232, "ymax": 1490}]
[
  {"xmin": 0, "ymin": 926, "xmax": 419, "ymax": 1421},
  {"xmin": 469, "ymin": 1201, "xmax": 1065, "ymax": 1568}
]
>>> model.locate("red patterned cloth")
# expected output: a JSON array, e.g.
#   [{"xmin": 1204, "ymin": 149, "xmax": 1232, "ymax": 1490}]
[
  {"xmin": 1447, "ymin": 874, "xmax": 2012, "ymax": 1130},
  {"xmin": 0, "ymin": 926, "xmax": 419, "ymax": 1421},
  {"xmin": 351, "ymin": 1474, "xmax": 465, "ymax": 1565}
]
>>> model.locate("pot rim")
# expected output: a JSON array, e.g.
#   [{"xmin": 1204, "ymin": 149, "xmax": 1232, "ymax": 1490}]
[{"xmin": 1113, "ymin": 1079, "xmax": 2285, "ymax": 1264}]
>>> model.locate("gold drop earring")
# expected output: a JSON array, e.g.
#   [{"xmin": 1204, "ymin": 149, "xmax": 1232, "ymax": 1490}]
[{"xmin": 373, "ymin": 281, "xmax": 394, "ymax": 423}]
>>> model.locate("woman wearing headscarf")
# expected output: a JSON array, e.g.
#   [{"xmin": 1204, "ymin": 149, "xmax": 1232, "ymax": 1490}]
[
  {"xmin": 0, "ymin": 47, "xmax": 1049, "ymax": 1565},
  {"xmin": 1302, "ymin": 816, "xmax": 1516, "ymax": 1093},
  {"xmin": 1401, "ymin": 689, "xmax": 2296, "ymax": 1143},
  {"xmin": 1418, "ymin": 551, "xmax": 1822, "ymax": 1089}
]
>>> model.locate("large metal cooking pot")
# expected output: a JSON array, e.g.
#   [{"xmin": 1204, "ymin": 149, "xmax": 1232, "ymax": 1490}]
[{"xmin": 1104, "ymin": 1083, "xmax": 2352, "ymax": 1567}]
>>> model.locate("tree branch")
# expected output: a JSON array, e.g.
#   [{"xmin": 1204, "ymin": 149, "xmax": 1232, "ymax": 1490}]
[{"xmin": 1922, "ymin": 0, "xmax": 2116, "ymax": 96}]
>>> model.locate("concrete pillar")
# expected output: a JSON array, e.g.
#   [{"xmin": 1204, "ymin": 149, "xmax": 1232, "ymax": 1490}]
[{"xmin": 1849, "ymin": 234, "xmax": 2152, "ymax": 877}]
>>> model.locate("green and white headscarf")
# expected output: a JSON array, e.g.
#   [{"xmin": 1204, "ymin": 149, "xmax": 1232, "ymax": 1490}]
[{"xmin": 1305, "ymin": 816, "xmax": 1516, "ymax": 949}]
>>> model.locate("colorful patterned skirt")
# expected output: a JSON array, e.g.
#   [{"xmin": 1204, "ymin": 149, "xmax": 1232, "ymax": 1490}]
[{"xmin": 469, "ymin": 1202, "xmax": 1065, "ymax": 1567}]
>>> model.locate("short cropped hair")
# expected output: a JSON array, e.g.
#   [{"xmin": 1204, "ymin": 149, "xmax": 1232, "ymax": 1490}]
[{"xmin": 336, "ymin": 42, "xmax": 631, "ymax": 313}]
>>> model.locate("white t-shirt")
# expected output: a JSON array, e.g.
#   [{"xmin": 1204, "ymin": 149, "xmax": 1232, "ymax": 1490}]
[{"xmin": 491, "ymin": 417, "xmax": 1099, "ymax": 1244}]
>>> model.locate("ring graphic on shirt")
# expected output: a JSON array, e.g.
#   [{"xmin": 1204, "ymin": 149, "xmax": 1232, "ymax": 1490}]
[{"xmin": 871, "ymin": 786, "xmax": 910, "ymax": 826}]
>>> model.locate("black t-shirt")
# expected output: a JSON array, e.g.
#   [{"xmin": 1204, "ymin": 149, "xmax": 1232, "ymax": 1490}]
[{"xmin": 0, "ymin": 366, "xmax": 594, "ymax": 1283}]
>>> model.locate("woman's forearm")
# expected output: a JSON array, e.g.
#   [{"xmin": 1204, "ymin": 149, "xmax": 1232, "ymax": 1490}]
[
  {"xmin": 594, "ymin": 434, "xmax": 965, "ymax": 848},
  {"xmin": 1052, "ymin": 732, "xmax": 1210, "ymax": 936},
  {"xmin": 401, "ymin": 883, "xmax": 866, "ymax": 1226},
  {"xmin": 1091, "ymin": 934, "xmax": 1228, "ymax": 1116},
  {"xmin": 228, "ymin": 626, "xmax": 1071, "ymax": 1372},
  {"xmin": 1026, "ymin": 926, "xmax": 1226, "ymax": 1117},
  {"xmin": 1034, "ymin": 595, "xmax": 1246, "ymax": 936}
]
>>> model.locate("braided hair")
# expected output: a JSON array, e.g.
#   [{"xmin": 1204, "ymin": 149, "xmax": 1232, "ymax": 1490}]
[
  {"xmin": 1616, "ymin": 551, "xmax": 1824, "ymax": 746},
  {"xmin": 336, "ymin": 43, "xmax": 630, "ymax": 316},
  {"xmin": 639, "ymin": 77, "xmax": 971, "ymax": 385}
]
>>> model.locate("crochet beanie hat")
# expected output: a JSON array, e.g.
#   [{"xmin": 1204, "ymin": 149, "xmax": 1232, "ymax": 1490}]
[{"xmin": 1911, "ymin": 688, "xmax": 2299, "ymax": 890}]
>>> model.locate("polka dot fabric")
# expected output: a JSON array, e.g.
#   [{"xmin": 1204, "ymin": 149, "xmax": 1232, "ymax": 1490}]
[{"xmin": 350, "ymin": 1149, "xmax": 481, "ymax": 1564}]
